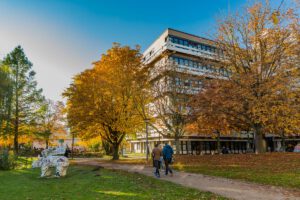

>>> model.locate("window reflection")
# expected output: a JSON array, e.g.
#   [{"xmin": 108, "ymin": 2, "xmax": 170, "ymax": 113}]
[{"xmin": 169, "ymin": 35, "xmax": 217, "ymax": 54}]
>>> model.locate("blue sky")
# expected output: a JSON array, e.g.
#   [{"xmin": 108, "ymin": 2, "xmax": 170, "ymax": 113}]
[{"xmin": 0, "ymin": 0, "xmax": 284, "ymax": 101}]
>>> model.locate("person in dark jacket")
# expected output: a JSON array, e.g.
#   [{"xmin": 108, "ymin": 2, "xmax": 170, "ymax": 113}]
[
  {"xmin": 64, "ymin": 146, "xmax": 71, "ymax": 158},
  {"xmin": 221, "ymin": 146, "xmax": 229, "ymax": 154},
  {"xmin": 162, "ymin": 143, "xmax": 174, "ymax": 176}
]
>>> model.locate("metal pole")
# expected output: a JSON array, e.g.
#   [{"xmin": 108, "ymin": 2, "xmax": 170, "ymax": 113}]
[{"xmin": 146, "ymin": 121, "xmax": 149, "ymax": 161}]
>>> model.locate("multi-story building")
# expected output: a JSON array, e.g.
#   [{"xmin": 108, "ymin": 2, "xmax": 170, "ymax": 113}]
[{"xmin": 128, "ymin": 28, "xmax": 298, "ymax": 155}]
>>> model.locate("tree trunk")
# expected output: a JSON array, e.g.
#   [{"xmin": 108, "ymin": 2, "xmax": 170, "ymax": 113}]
[
  {"xmin": 216, "ymin": 130, "xmax": 221, "ymax": 154},
  {"xmin": 14, "ymin": 116, "xmax": 19, "ymax": 154},
  {"xmin": 254, "ymin": 125, "xmax": 266, "ymax": 153},
  {"xmin": 102, "ymin": 140, "xmax": 112, "ymax": 155},
  {"xmin": 71, "ymin": 133, "xmax": 75, "ymax": 159},
  {"xmin": 14, "ymin": 65, "xmax": 19, "ymax": 154},
  {"xmin": 281, "ymin": 131, "xmax": 286, "ymax": 152},
  {"xmin": 45, "ymin": 139, "xmax": 49, "ymax": 149},
  {"xmin": 0, "ymin": 116, "xmax": 3, "ymax": 135},
  {"xmin": 175, "ymin": 135, "xmax": 180, "ymax": 155},
  {"xmin": 14, "ymin": 101, "xmax": 19, "ymax": 153},
  {"xmin": 112, "ymin": 143, "xmax": 119, "ymax": 160}
]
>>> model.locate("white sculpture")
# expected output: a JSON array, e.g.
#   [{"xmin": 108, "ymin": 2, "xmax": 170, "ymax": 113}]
[{"xmin": 32, "ymin": 147, "xmax": 69, "ymax": 177}]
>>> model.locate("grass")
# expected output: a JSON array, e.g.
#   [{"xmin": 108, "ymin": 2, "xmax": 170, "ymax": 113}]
[
  {"xmin": 15, "ymin": 156, "xmax": 36, "ymax": 169},
  {"xmin": 172, "ymin": 153, "xmax": 300, "ymax": 189},
  {"xmin": 0, "ymin": 165, "xmax": 226, "ymax": 200},
  {"xmin": 100, "ymin": 152, "xmax": 300, "ymax": 189}
]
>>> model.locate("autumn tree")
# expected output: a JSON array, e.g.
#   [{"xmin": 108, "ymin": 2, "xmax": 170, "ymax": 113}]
[
  {"xmin": 189, "ymin": 80, "xmax": 232, "ymax": 154},
  {"xmin": 35, "ymin": 100, "xmax": 66, "ymax": 148},
  {"xmin": 148, "ymin": 58, "xmax": 199, "ymax": 154},
  {"xmin": 3, "ymin": 46, "xmax": 44, "ymax": 153},
  {"xmin": 64, "ymin": 44, "xmax": 146, "ymax": 160},
  {"xmin": 191, "ymin": 1, "xmax": 300, "ymax": 153}
]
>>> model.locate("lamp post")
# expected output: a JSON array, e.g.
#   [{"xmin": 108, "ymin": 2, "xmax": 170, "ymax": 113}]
[{"xmin": 144, "ymin": 118, "xmax": 150, "ymax": 161}]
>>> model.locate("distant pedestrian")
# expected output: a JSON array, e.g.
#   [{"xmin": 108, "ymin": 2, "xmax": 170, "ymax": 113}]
[
  {"xmin": 64, "ymin": 146, "xmax": 71, "ymax": 158},
  {"xmin": 152, "ymin": 143, "xmax": 162, "ymax": 178},
  {"xmin": 221, "ymin": 146, "xmax": 229, "ymax": 154},
  {"xmin": 162, "ymin": 142, "xmax": 174, "ymax": 176}
]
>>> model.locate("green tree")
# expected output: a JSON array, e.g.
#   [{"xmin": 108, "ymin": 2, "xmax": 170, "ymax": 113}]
[
  {"xmin": 35, "ymin": 100, "xmax": 66, "ymax": 148},
  {"xmin": 0, "ymin": 61, "xmax": 13, "ymax": 140},
  {"xmin": 3, "ymin": 46, "xmax": 43, "ymax": 153}
]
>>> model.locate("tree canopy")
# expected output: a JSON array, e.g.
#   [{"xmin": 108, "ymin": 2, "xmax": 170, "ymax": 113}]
[
  {"xmin": 64, "ymin": 44, "xmax": 147, "ymax": 159},
  {"xmin": 1, "ymin": 46, "xmax": 44, "ymax": 152},
  {"xmin": 190, "ymin": 1, "xmax": 300, "ymax": 153}
]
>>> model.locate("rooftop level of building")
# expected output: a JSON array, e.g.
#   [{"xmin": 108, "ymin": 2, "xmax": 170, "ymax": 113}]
[{"xmin": 143, "ymin": 28, "xmax": 221, "ymax": 65}]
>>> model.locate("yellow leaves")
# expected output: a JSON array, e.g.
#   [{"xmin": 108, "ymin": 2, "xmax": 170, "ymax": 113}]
[
  {"xmin": 76, "ymin": 136, "xmax": 102, "ymax": 148},
  {"xmin": 271, "ymin": 10, "xmax": 280, "ymax": 25},
  {"xmin": 0, "ymin": 136, "xmax": 13, "ymax": 146},
  {"xmin": 64, "ymin": 44, "xmax": 146, "ymax": 143},
  {"xmin": 191, "ymin": 1, "xmax": 300, "ymax": 137}
]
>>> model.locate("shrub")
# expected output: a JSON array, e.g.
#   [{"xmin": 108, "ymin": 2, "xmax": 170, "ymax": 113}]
[{"xmin": 0, "ymin": 149, "xmax": 17, "ymax": 170}]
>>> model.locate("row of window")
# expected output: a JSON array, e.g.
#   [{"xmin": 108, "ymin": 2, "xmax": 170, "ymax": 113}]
[
  {"xmin": 175, "ymin": 77, "xmax": 202, "ymax": 88},
  {"xmin": 170, "ymin": 56, "xmax": 229, "ymax": 76},
  {"xmin": 168, "ymin": 35, "xmax": 218, "ymax": 54}
]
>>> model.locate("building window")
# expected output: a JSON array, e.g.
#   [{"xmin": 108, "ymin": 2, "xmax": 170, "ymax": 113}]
[
  {"xmin": 170, "ymin": 56, "xmax": 229, "ymax": 76},
  {"xmin": 173, "ymin": 57, "xmax": 179, "ymax": 64},
  {"xmin": 169, "ymin": 35, "xmax": 217, "ymax": 54},
  {"xmin": 184, "ymin": 59, "xmax": 188, "ymax": 66},
  {"xmin": 184, "ymin": 80, "xmax": 191, "ymax": 87},
  {"xmin": 179, "ymin": 58, "xmax": 184, "ymax": 65},
  {"xmin": 175, "ymin": 77, "xmax": 181, "ymax": 86}
]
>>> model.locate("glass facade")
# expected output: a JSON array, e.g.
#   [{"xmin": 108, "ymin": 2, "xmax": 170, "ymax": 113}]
[
  {"xmin": 168, "ymin": 35, "xmax": 219, "ymax": 54},
  {"xmin": 175, "ymin": 77, "xmax": 202, "ymax": 88},
  {"xmin": 169, "ymin": 56, "xmax": 230, "ymax": 77}
]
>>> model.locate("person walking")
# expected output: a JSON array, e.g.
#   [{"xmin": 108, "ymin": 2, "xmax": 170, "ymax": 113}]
[
  {"xmin": 159, "ymin": 144, "xmax": 165, "ymax": 170},
  {"xmin": 152, "ymin": 143, "xmax": 162, "ymax": 178},
  {"xmin": 162, "ymin": 142, "xmax": 174, "ymax": 176},
  {"xmin": 64, "ymin": 145, "xmax": 71, "ymax": 158}
]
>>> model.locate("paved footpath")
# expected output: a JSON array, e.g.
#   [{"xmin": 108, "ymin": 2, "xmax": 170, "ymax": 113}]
[{"xmin": 74, "ymin": 159, "xmax": 300, "ymax": 200}]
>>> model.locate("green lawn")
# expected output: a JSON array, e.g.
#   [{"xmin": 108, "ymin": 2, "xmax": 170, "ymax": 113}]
[
  {"xmin": 0, "ymin": 165, "xmax": 225, "ymax": 200},
  {"xmin": 105, "ymin": 153, "xmax": 300, "ymax": 189},
  {"xmin": 173, "ymin": 164, "xmax": 300, "ymax": 189},
  {"xmin": 172, "ymin": 153, "xmax": 300, "ymax": 189}
]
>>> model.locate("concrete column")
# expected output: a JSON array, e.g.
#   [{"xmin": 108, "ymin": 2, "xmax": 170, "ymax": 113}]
[
  {"xmin": 276, "ymin": 141, "xmax": 281, "ymax": 152},
  {"xmin": 141, "ymin": 142, "xmax": 144, "ymax": 153},
  {"xmin": 187, "ymin": 141, "xmax": 191, "ymax": 154}
]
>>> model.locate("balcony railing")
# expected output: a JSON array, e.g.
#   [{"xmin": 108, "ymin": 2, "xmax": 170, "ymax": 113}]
[
  {"xmin": 166, "ymin": 41, "xmax": 221, "ymax": 60},
  {"xmin": 175, "ymin": 64, "xmax": 228, "ymax": 80},
  {"xmin": 143, "ymin": 40, "xmax": 222, "ymax": 65}
]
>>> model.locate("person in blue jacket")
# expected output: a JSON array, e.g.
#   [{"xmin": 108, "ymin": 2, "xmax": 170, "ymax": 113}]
[{"xmin": 162, "ymin": 142, "xmax": 174, "ymax": 176}]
